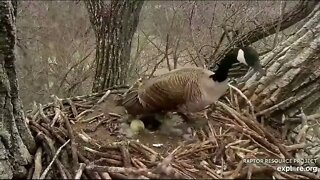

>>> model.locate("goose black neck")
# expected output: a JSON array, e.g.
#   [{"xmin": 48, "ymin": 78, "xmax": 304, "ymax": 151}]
[{"xmin": 211, "ymin": 54, "xmax": 237, "ymax": 82}]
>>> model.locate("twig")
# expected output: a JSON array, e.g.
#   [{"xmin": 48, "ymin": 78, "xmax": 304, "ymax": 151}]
[
  {"xmin": 40, "ymin": 139, "xmax": 71, "ymax": 179},
  {"xmin": 120, "ymin": 144, "xmax": 132, "ymax": 167},
  {"xmin": 56, "ymin": 160, "xmax": 72, "ymax": 179},
  {"xmin": 86, "ymin": 164, "xmax": 159, "ymax": 179},
  {"xmin": 273, "ymin": 172, "xmax": 287, "ymax": 179},
  {"xmin": 80, "ymin": 113, "xmax": 104, "ymax": 123},
  {"xmin": 85, "ymin": 118, "xmax": 111, "ymax": 132},
  {"xmin": 247, "ymin": 164, "xmax": 253, "ymax": 179},
  {"xmin": 32, "ymin": 147, "xmax": 43, "ymax": 179},
  {"xmin": 67, "ymin": 98, "xmax": 78, "ymax": 118},
  {"xmin": 63, "ymin": 112, "xmax": 79, "ymax": 171},
  {"xmin": 38, "ymin": 103, "xmax": 51, "ymax": 124},
  {"xmin": 229, "ymin": 159, "xmax": 244, "ymax": 179},
  {"xmin": 98, "ymin": 172, "xmax": 112, "ymax": 179},
  {"xmin": 228, "ymin": 83, "xmax": 255, "ymax": 119},
  {"xmin": 51, "ymin": 94, "xmax": 62, "ymax": 127},
  {"xmin": 122, "ymin": 78, "xmax": 142, "ymax": 97},
  {"xmin": 108, "ymin": 172, "xmax": 128, "ymax": 179},
  {"xmin": 256, "ymin": 97, "xmax": 294, "ymax": 116},
  {"xmin": 27, "ymin": 164, "xmax": 35, "ymax": 179},
  {"xmin": 131, "ymin": 158, "xmax": 147, "ymax": 169},
  {"xmin": 97, "ymin": 90, "xmax": 111, "ymax": 104},
  {"xmin": 200, "ymin": 160, "xmax": 221, "ymax": 179},
  {"xmin": 109, "ymin": 112, "xmax": 121, "ymax": 118},
  {"xmin": 83, "ymin": 146, "xmax": 122, "ymax": 160},
  {"xmin": 129, "ymin": 142, "xmax": 158, "ymax": 162},
  {"xmin": 74, "ymin": 103, "xmax": 94, "ymax": 108},
  {"xmin": 29, "ymin": 121, "xmax": 53, "ymax": 139},
  {"xmin": 94, "ymin": 158, "xmax": 123, "ymax": 166},
  {"xmin": 285, "ymin": 143, "xmax": 306, "ymax": 151},
  {"xmin": 75, "ymin": 109, "xmax": 94, "ymax": 121},
  {"xmin": 78, "ymin": 130, "xmax": 101, "ymax": 148},
  {"xmin": 74, "ymin": 163, "xmax": 86, "ymax": 179},
  {"xmin": 33, "ymin": 130, "xmax": 70, "ymax": 179}
]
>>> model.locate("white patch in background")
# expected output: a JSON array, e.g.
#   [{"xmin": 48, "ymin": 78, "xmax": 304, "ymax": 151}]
[{"xmin": 237, "ymin": 49, "xmax": 248, "ymax": 65}]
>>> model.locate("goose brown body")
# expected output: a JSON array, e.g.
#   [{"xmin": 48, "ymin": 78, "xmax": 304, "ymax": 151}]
[
  {"xmin": 122, "ymin": 67, "xmax": 228, "ymax": 115},
  {"xmin": 122, "ymin": 46, "xmax": 264, "ymax": 118}
]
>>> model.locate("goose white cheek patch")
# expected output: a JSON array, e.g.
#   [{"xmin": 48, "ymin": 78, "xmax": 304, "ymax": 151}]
[{"xmin": 237, "ymin": 49, "xmax": 248, "ymax": 65}]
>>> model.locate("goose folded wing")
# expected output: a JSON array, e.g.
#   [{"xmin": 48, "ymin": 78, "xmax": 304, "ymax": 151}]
[
  {"xmin": 138, "ymin": 75, "xmax": 187, "ymax": 112},
  {"xmin": 180, "ymin": 79, "xmax": 203, "ymax": 112}
]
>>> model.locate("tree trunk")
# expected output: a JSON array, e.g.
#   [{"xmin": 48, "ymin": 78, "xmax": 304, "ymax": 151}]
[
  {"xmin": 210, "ymin": 0, "xmax": 318, "ymax": 69},
  {"xmin": 85, "ymin": 0, "xmax": 144, "ymax": 92},
  {"xmin": 0, "ymin": 1, "xmax": 36, "ymax": 178},
  {"xmin": 239, "ymin": 3, "xmax": 320, "ymax": 119}
]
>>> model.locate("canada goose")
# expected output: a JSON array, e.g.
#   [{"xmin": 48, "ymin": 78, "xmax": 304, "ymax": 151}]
[{"xmin": 122, "ymin": 46, "xmax": 264, "ymax": 130}]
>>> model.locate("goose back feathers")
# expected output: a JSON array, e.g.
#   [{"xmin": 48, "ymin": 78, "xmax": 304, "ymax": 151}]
[
  {"xmin": 139, "ymin": 67, "xmax": 229, "ymax": 112},
  {"xmin": 123, "ymin": 67, "xmax": 228, "ymax": 115},
  {"xmin": 122, "ymin": 46, "xmax": 264, "ymax": 116}
]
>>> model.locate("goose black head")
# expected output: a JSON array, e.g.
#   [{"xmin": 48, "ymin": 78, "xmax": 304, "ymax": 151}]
[
  {"xmin": 235, "ymin": 46, "xmax": 266, "ymax": 76},
  {"xmin": 210, "ymin": 46, "xmax": 265, "ymax": 82}
]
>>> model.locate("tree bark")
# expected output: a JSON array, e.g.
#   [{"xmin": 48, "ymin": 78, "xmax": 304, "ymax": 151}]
[
  {"xmin": 239, "ymin": 3, "xmax": 320, "ymax": 118},
  {"xmin": 210, "ymin": 0, "xmax": 319, "ymax": 68},
  {"xmin": 0, "ymin": 1, "xmax": 36, "ymax": 178},
  {"xmin": 85, "ymin": 0, "xmax": 144, "ymax": 92}
]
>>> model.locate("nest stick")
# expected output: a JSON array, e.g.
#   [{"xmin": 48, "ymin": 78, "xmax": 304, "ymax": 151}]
[
  {"xmin": 85, "ymin": 171, "xmax": 102, "ymax": 179},
  {"xmin": 122, "ymin": 78, "xmax": 142, "ymax": 97},
  {"xmin": 84, "ymin": 146, "xmax": 122, "ymax": 160},
  {"xmin": 41, "ymin": 123, "xmax": 67, "ymax": 143},
  {"xmin": 30, "ymin": 120, "xmax": 52, "ymax": 138},
  {"xmin": 228, "ymin": 83, "xmax": 255, "ymax": 119},
  {"xmin": 132, "ymin": 141, "xmax": 159, "ymax": 156},
  {"xmin": 234, "ymin": 166, "xmax": 273, "ymax": 179},
  {"xmin": 75, "ymin": 109, "xmax": 94, "ymax": 121},
  {"xmin": 41, "ymin": 123, "xmax": 90, "ymax": 166},
  {"xmin": 109, "ymin": 172, "xmax": 128, "ymax": 179},
  {"xmin": 94, "ymin": 158, "xmax": 123, "ymax": 166},
  {"xmin": 86, "ymin": 164, "xmax": 159, "ymax": 179},
  {"xmin": 32, "ymin": 147, "xmax": 43, "ymax": 179},
  {"xmin": 51, "ymin": 95, "xmax": 62, "ymax": 127},
  {"xmin": 38, "ymin": 103, "xmax": 51, "ymax": 124},
  {"xmin": 120, "ymin": 144, "xmax": 132, "ymax": 167},
  {"xmin": 35, "ymin": 131, "xmax": 71, "ymax": 179},
  {"xmin": 74, "ymin": 163, "xmax": 86, "ymax": 179},
  {"xmin": 80, "ymin": 113, "xmax": 104, "ymax": 123},
  {"xmin": 56, "ymin": 160, "xmax": 70, "ymax": 179},
  {"xmin": 131, "ymin": 158, "xmax": 147, "ymax": 169},
  {"xmin": 99, "ymin": 172, "xmax": 112, "ymax": 179},
  {"xmin": 63, "ymin": 112, "xmax": 79, "ymax": 171},
  {"xmin": 129, "ymin": 143, "xmax": 157, "ymax": 162},
  {"xmin": 27, "ymin": 164, "xmax": 35, "ymax": 179},
  {"xmin": 286, "ymin": 143, "xmax": 306, "ymax": 151},
  {"xmin": 67, "ymin": 98, "xmax": 78, "ymax": 117},
  {"xmin": 97, "ymin": 90, "xmax": 111, "ymax": 104},
  {"xmin": 32, "ymin": 111, "xmax": 40, "ymax": 122},
  {"xmin": 40, "ymin": 139, "xmax": 71, "ymax": 179},
  {"xmin": 51, "ymin": 108, "xmax": 61, "ymax": 127}
]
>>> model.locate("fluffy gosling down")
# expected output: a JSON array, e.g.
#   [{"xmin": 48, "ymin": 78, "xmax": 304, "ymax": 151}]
[{"xmin": 121, "ymin": 46, "xmax": 265, "ymax": 136}]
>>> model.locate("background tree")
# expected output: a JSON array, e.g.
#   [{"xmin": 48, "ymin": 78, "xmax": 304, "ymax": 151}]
[
  {"xmin": 16, "ymin": 1, "xmax": 94, "ymax": 106},
  {"xmin": 85, "ymin": 0, "xmax": 144, "ymax": 92},
  {"xmin": 210, "ymin": 0, "xmax": 318, "ymax": 68},
  {"xmin": 0, "ymin": 1, "xmax": 35, "ymax": 178},
  {"xmin": 241, "ymin": 3, "xmax": 320, "ymax": 119}
]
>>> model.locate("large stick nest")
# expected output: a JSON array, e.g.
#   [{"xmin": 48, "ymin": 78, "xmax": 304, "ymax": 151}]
[{"xmin": 25, "ymin": 85, "xmax": 319, "ymax": 179}]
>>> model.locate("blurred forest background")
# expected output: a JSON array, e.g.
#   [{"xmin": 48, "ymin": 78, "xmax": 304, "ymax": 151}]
[
  {"xmin": 16, "ymin": 1, "xmax": 302, "ymax": 109},
  {"xmin": 2, "ymin": 1, "xmax": 319, "ymax": 179}
]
